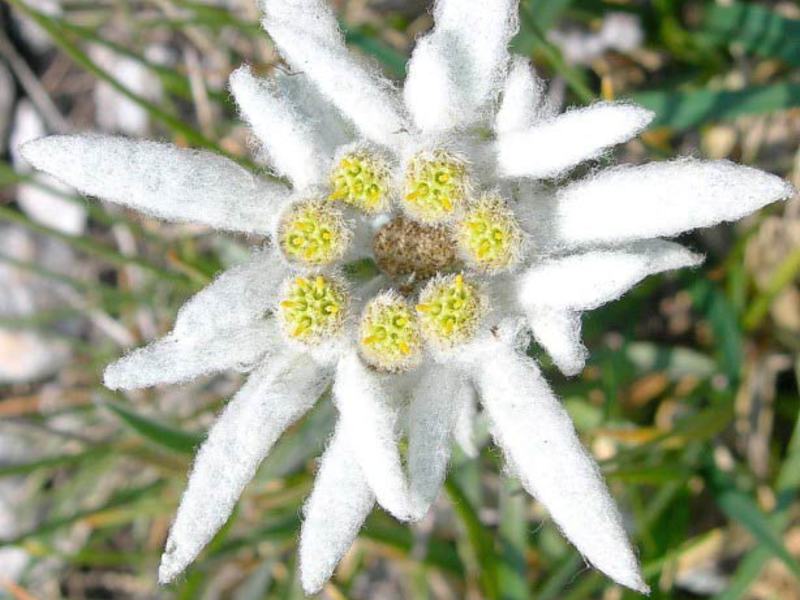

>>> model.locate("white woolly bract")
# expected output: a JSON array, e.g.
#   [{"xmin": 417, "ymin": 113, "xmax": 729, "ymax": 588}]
[
  {"xmin": 300, "ymin": 426, "xmax": 375, "ymax": 594},
  {"xmin": 230, "ymin": 66, "xmax": 328, "ymax": 190},
  {"xmin": 262, "ymin": 0, "xmax": 406, "ymax": 148},
  {"xmin": 275, "ymin": 72, "xmax": 353, "ymax": 157},
  {"xmin": 407, "ymin": 366, "xmax": 465, "ymax": 518},
  {"xmin": 159, "ymin": 351, "xmax": 330, "ymax": 583},
  {"xmin": 104, "ymin": 322, "xmax": 279, "ymax": 389},
  {"xmin": 404, "ymin": 0, "xmax": 518, "ymax": 133},
  {"xmin": 554, "ymin": 159, "xmax": 796, "ymax": 246},
  {"xmin": 518, "ymin": 240, "xmax": 703, "ymax": 312},
  {"xmin": 475, "ymin": 343, "xmax": 648, "ymax": 593},
  {"xmin": 518, "ymin": 241, "xmax": 702, "ymax": 375},
  {"xmin": 453, "ymin": 383, "xmax": 479, "ymax": 458},
  {"xmin": 20, "ymin": 135, "xmax": 287, "ymax": 234},
  {"xmin": 333, "ymin": 350, "xmax": 411, "ymax": 520},
  {"xmin": 526, "ymin": 308, "xmax": 588, "ymax": 377},
  {"xmin": 105, "ymin": 249, "xmax": 286, "ymax": 389},
  {"xmin": 495, "ymin": 56, "xmax": 546, "ymax": 134},
  {"xmin": 496, "ymin": 102, "xmax": 654, "ymax": 179}
]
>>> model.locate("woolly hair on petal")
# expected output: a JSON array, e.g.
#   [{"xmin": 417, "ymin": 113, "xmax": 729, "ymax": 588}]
[
  {"xmin": 495, "ymin": 56, "xmax": 547, "ymax": 134},
  {"xmin": 333, "ymin": 350, "xmax": 412, "ymax": 520},
  {"xmin": 159, "ymin": 351, "xmax": 330, "ymax": 583},
  {"xmin": 104, "ymin": 322, "xmax": 279, "ymax": 390},
  {"xmin": 453, "ymin": 384, "xmax": 479, "ymax": 458},
  {"xmin": 230, "ymin": 66, "xmax": 329, "ymax": 190},
  {"xmin": 526, "ymin": 308, "xmax": 588, "ymax": 377},
  {"xmin": 404, "ymin": 0, "xmax": 519, "ymax": 133},
  {"xmin": 554, "ymin": 159, "xmax": 797, "ymax": 247},
  {"xmin": 300, "ymin": 426, "xmax": 375, "ymax": 594},
  {"xmin": 262, "ymin": 0, "xmax": 406, "ymax": 147},
  {"xmin": 20, "ymin": 135, "xmax": 288, "ymax": 234},
  {"xmin": 475, "ymin": 342, "xmax": 648, "ymax": 593},
  {"xmin": 407, "ymin": 366, "xmax": 467, "ymax": 518},
  {"xmin": 496, "ymin": 102, "xmax": 654, "ymax": 179},
  {"xmin": 517, "ymin": 240, "xmax": 704, "ymax": 312},
  {"xmin": 105, "ymin": 250, "xmax": 286, "ymax": 389}
]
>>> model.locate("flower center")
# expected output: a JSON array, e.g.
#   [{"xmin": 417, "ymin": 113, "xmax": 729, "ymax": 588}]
[
  {"xmin": 329, "ymin": 151, "xmax": 391, "ymax": 213},
  {"xmin": 278, "ymin": 200, "xmax": 350, "ymax": 267},
  {"xmin": 359, "ymin": 292, "xmax": 422, "ymax": 372},
  {"xmin": 402, "ymin": 150, "xmax": 469, "ymax": 224},
  {"xmin": 416, "ymin": 274, "xmax": 485, "ymax": 347},
  {"xmin": 372, "ymin": 215, "xmax": 459, "ymax": 281},
  {"xmin": 455, "ymin": 194, "xmax": 523, "ymax": 272},
  {"xmin": 278, "ymin": 275, "xmax": 347, "ymax": 343}
]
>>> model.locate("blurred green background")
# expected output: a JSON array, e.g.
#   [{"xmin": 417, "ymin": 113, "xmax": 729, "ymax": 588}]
[{"xmin": 0, "ymin": 0, "xmax": 799, "ymax": 598}]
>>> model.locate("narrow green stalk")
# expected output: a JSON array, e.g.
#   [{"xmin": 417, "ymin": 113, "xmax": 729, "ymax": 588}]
[{"xmin": 743, "ymin": 247, "xmax": 800, "ymax": 331}]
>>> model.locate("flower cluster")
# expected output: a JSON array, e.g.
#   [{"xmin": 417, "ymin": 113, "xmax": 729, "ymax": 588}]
[{"xmin": 21, "ymin": 0, "xmax": 794, "ymax": 595}]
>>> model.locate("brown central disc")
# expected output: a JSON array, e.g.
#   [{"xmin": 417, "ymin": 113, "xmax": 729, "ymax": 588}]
[{"xmin": 372, "ymin": 215, "xmax": 459, "ymax": 280}]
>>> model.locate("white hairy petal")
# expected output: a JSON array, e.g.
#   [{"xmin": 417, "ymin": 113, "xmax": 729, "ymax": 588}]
[
  {"xmin": 519, "ymin": 241, "xmax": 703, "ymax": 312},
  {"xmin": 554, "ymin": 159, "xmax": 796, "ymax": 246},
  {"xmin": 159, "ymin": 352, "xmax": 330, "ymax": 583},
  {"xmin": 230, "ymin": 66, "xmax": 328, "ymax": 190},
  {"xmin": 495, "ymin": 56, "xmax": 547, "ymax": 134},
  {"xmin": 476, "ymin": 343, "xmax": 647, "ymax": 593},
  {"xmin": 300, "ymin": 425, "xmax": 375, "ymax": 594},
  {"xmin": 408, "ymin": 366, "xmax": 465, "ymax": 518},
  {"xmin": 262, "ymin": 1, "xmax": 406, "ymax": 147},
  {"xmin": 527, "ymin": 308, "xmax": 588, "ymax": 377},
  {"xmin": 453, "ymin": 384, "xmax": 479, "ymax": 458},
  {"xmin": 104, "ymin": 249, "xmax": 286, "ymax": 389},
  {"xmin": 333, "ymin": 351, "xmax": 410, "ymax": 520},
  {"xmin": 104, "ymin": 322, "xmax": 280, "ymax": 389},
  {"xmin": 518, "ymin": 241, "xmax": 702, "ymax": 375},
  {"xmin": 20, "ymin": 135, "xmax": 288, "ymax": 234},
  {"xmin": 275, "ymin": 72, "xmax": 353, "ymax": 155},
  {"xmin": 404, "ymin": 0, "xmax": 518, "ymax": 132},
  {"xmin": 496, "ymin": 103, "xmax": 654, "ymax": 178}
]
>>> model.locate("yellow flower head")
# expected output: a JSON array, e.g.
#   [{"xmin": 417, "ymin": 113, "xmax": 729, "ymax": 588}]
[
  {"xmin": 329, "ymin": 150, "xmax": 392, "ymax": 213},
  {"xmin": 416, "ymin": 273, "xmax": 485, "ymax": 348},
  {"xmin": 455, "ymin": 194, "xmax": 524, "ymax": 272},
  {"xmin": 359, "ymin": 292, "xmax": 422, "ymax": 372},
  {"xmin": 402, "ymin": 150, "xmax": 469, "ymax": 225},
  {"xmin": 278, "ymin": 275, "xmax": 348, "ymax": 344},
  {"xmin": 278, "ymin": 199, "xmax": 350, "ymax": 267}
]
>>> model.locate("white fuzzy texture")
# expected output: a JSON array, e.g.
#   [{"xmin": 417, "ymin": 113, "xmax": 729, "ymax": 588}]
[
  {"xmin": 333, "ymin": 350, "xmax": 410, "ymax": 520},
  {"xmin": 262, "ymin": 0, "xmax": 406, "ymax": 148},
  {"xmin": 10, "ymin": 101, "xmax": 86, "ymax": 235},
  {"xmin": 526, "ymin": 308, "xmax": 588, "ymax": 377},
  {"xmin": 453, "ymin": 384, "xmax": 479, "ymax": 458},
  {"xmin": 519, "ymin": 241, "xmax": 702, "ymax": 375},
  {"xmin": 554, "ymin": 159, "xmax": 796, "ymax": 246},
  {"xmin": 495, "ymin": 56, "xmax": 547, "ymax": 134},
  {"xmin": 300, "ymin": 425, "xmax": 375, "ymax": 594},
  {"xmin": 404, "ymin": 0, "xmax": 518, "ymax": 133},
  {"xmin": 105, "ymin": 249, "xmax": 286, "ymax": 389},
  {"xmin": 275, "ymin": 72, "xmax": 352, "ymax": 156},
  {"xmin": 159, "ymin": 351, "xmax": 330, "ymax": 583},
  {"xmin": 496, "ymin": 102, "xmax": 654, "ymax": 178},
  {"xmin": 476, "ymin": 342, "xmax": 648, "ymax": 593},
  {"xmin": 407, "ymin": 367, "xmax": 465, "ymax": 518},
  {"xmin": 20, "ymin": 135, "xmax": 288, "ymax": 234},
  {"xmin": 230, "ymin": 66, "xmax": 328, "ymax": 190}
]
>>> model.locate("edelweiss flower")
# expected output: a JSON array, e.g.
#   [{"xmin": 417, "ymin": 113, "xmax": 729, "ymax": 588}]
[{"xmin": 21, "ymin": 0, "xmax": 794, "ymax": 594}]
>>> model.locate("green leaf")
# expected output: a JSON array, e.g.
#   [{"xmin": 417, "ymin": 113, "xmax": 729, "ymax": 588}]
[
  {"xmin": 498, "ymin": 480, "xmax": 529, "ymax": 600},
  {"xmin": 630, "ymin": 82, "xmax": 800, "ymax": 132},
  {"xmin": 103, "ymin": 399, "xmax": 203, "ymax": 454},
  {"xmin": 703, "ymin": 3, "xmax": 800, "ymax": 67},
  {"xmin": 445, "ymin": 476, "xmax": 500, "ymax": 599},
  {"xmin": 708, "ymin": 465, "xmax": 800, "ymax": 583}
]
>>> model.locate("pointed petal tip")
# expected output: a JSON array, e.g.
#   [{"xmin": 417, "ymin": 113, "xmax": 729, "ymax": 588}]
[
  {"xmin": 18, "ymin": 136, "xmax": 54, "ymax": 170},
  {"xmin": 157, "ymin": 551, "xmax": 181, "ymax": 585}
]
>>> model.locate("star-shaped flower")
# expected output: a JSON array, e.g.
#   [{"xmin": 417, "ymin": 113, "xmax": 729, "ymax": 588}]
[{"xmin": 21, "ymin": 0, "xmax": 794, "ymax": 594}]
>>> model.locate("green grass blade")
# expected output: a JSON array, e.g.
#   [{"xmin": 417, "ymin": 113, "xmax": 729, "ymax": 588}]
[
  {"xmin": 102, "ymin": 398, "xmax": 203, "ymax": 454},
  {"xmin": 703, "ymin": 3, "xmax": 800, "ymax": 67},
  {"xmin": 631, "ymin": 82, "xmax": 800, "ymax": 131},
  {"xmin": 498, "ymin": 480, "xmax": 529, "ymax": 600}
]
